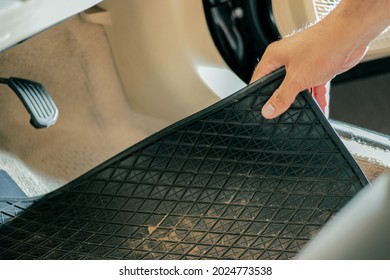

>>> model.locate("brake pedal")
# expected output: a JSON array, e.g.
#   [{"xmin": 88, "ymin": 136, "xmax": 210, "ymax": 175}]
[{"xmin": 0, "ymin": 77, "xmax": 59, "ymax": 128}]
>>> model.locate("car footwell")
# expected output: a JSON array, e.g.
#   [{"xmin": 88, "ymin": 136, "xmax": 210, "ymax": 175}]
[
  {"xmin": 0, "ymin": 15, "xmax": 168, "ymax": 196},
  {"xmin": 0, "ymin": 15, "xmax": 388, "ymax": 198}
]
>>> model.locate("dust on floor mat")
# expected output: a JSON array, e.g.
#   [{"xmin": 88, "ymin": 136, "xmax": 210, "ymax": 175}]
[{"xmin": 0, "ymin": 15, "xmax": 168, "ymax": 197}]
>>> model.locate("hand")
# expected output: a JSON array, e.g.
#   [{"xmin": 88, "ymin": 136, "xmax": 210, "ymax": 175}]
[{"xmin": 250, "ymin": 18, "xmax": 368, "ymax": 119}]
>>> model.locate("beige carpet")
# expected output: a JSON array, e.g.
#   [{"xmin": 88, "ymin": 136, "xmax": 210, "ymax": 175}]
[{"xmin": 0, "ymin": 15, "xmax": 168, "ymax": 197}]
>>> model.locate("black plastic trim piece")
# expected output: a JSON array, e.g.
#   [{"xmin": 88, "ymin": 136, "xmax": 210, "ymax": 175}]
[{"xmin": 0, "ymin": 171, "xmax": 27, "ymax": 199}]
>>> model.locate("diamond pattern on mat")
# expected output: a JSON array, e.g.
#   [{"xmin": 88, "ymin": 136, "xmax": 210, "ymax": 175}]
[{"xmin": 0, "ymin": 70, "xmax": 367, "ymax": 260}]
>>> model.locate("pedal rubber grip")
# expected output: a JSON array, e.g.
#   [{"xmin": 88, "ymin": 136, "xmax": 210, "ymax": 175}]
[{"xmin": 8, "ymin": 77, "xmax": 59, "ymax": 128}]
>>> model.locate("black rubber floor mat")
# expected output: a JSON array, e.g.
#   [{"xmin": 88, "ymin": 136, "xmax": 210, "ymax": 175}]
[{"xmin": 0, "ymin": 68, "xmax": 368, "ymax": 260}]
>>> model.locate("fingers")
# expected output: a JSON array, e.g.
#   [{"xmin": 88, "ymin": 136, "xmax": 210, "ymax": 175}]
[
  {"xmin": 251, "ymin": 42, "xmax": 300, "ymax": 119},
  {"xmin": 252, "ymin": 41, "xmax": 321, "ymax": 120},
  {"xmin": 261, "ymin": 75, "xmax": 301, "ymax": 119},
  {"xmin": 312, "ymin": 83, "xmax": 329, "ymax": 112},
  {"xmin": 250, "ymin": 43, "xmax": 283, "ymax": 83}
]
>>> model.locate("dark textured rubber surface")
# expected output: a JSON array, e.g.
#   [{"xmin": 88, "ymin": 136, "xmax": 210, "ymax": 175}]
[{"xmin": 0, "ymin": 69, "xmax": 368, "ymax": 259}]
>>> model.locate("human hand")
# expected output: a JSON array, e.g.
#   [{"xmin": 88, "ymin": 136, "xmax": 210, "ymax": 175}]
[{"xmin": 250, "ymin": 17, "xmax": 368, "ymax": 119}]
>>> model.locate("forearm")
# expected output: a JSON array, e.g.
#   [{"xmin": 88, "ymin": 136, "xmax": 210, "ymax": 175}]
[{"xmin": 326, "ymin": 0, "xmax": 390, "ymax": 45}]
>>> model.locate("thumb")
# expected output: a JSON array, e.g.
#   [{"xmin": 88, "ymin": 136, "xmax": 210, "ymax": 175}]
[{"xmin": 261, "ymin": 75, "xmax": 301, "ymax": 119}]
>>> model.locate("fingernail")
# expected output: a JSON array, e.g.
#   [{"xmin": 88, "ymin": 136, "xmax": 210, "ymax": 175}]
[{"xmin": 261, "ymin": 103, "xmax": 275, "ymax": 118}]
